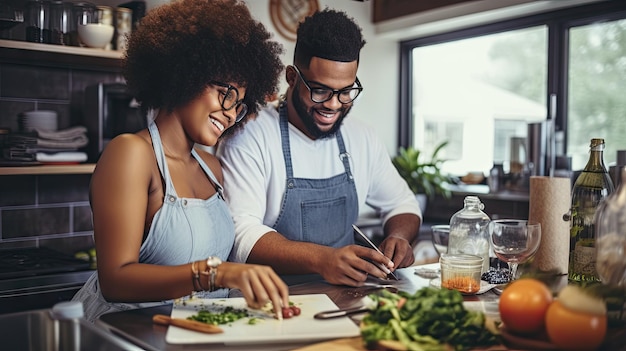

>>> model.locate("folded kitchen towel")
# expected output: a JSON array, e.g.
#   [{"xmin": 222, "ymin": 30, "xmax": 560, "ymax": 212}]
[
  {"xmin": 35, "ymin": 126, "xmax": 88, "ymax": 141},
  {"xmin": 36, "ymin": 151, "xmax": 88, "ymax": 163},
  {"xmin": 36, "ymin": 134, "xmax": 88, "ymax": 149},
  {"xmin": 21, "ymin": 125, "xmax": 90, "ymax": 149}
]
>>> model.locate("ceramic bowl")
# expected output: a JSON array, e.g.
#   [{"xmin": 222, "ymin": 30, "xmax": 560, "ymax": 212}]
[{"xmin": 77, "ymin": 23, "xmax": 114, "ymax": 49}]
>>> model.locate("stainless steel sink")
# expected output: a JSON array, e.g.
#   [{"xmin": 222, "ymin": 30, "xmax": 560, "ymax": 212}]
[{"xmin": 0, "ymin": 304, "xmax": 144, "ymax": 350}]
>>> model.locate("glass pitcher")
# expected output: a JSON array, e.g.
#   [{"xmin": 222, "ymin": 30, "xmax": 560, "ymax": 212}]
[{"xmin": 595, "ymin": 166, "xmax": 626, "ymax": 286}]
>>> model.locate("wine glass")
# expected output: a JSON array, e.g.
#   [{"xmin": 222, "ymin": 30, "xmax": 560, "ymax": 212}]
[
  {"xmin": 431, "ymin": 225, "xmax": 450, "ymax": 256},
  {"xmin": 489, "ymin": 219, "xmax": 541, "ymax": 280}
]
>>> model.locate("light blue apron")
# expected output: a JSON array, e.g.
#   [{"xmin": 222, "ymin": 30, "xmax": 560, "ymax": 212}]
[
  {"xmin": 272, "ymin": 103, "xmax": 359, "ymax": 247},
  {"xmin": 73, "ymin": 121, "xmax": 234, "ymax": 323}
]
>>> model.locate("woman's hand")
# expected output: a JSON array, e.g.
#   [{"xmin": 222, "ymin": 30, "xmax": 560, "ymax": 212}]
[{"xmin": 217, "ymin": 262, "xmax": 289, "ymax": 319}]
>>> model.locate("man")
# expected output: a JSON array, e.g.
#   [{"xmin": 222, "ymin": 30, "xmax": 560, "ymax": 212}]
[{"xmin": 217, "ymin": 8, "xmax": 422, "ymax": 287}]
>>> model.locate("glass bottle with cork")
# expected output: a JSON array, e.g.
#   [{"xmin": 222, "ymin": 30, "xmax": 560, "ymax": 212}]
[
  {"xmin": 569, "ymin": 138, "xmax": 614, "ymax": 282},
  {"xmin": 448, "ymin": 195, "xmax": 491, "ymax": 274}
]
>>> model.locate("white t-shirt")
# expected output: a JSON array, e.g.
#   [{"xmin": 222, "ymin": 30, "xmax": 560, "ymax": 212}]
[{"xmin": 216, "ymin": 106, "xmax": 422, "ymax": 263}]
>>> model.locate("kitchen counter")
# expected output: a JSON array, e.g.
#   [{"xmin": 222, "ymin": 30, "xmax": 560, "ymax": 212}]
[
  {"xmin": 97, "ymin": 265, "xmax": 626, "ymax": 350},
  {"xmin": 96, "ymin": 266, "xmax": 493, "ymax": 351}
]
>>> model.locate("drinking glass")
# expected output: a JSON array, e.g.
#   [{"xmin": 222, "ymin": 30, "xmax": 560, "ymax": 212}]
[
  {"xmin": 431, "ymin": 224, "xmax": 449, "ymax": 256},
  {"xmin": 49, "ymin": 1, "xmax": 73, "ymax": 45},
  {"xmin": 489, "ymin": 219, "xmax": 541, "ymax": 280}
]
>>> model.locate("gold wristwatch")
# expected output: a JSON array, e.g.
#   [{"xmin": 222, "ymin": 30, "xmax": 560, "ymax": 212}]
[{"xmin": 206, "ymin": 256, "xmax": 222, "ymax": 291}]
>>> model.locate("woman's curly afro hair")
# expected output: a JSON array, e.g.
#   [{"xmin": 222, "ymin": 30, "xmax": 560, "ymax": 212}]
[{"xmin": 123, "ymin": 0, "xmax": 283, "ymax": 126}]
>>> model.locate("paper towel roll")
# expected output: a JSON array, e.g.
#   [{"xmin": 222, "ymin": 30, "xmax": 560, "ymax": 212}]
[{"xmin": 529, "ymin": 176, "xmax": 571, "ymax": 274}]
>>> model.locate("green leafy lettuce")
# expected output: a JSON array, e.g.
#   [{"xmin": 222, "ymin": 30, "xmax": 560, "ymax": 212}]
[{"xmin": 360, "ymin": 287, "xmax": 499, "ymax": 351}]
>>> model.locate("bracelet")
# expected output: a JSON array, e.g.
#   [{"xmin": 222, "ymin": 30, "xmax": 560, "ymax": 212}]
[
  {"xmin": 200, "ymin": 268, "xmax": 217, "ymax": 292},
  {"xmin": 191, "ymin": 261, "xmax": 204, "ymax": 292},
  {"xmin": 202, "ymin": 257, "xmax": 222, "ymax": 292}
]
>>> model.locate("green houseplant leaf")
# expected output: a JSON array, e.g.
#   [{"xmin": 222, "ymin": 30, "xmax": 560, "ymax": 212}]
[{"xmin": 392, "ymin": 141, "xmax": 453, "ymax": 199}]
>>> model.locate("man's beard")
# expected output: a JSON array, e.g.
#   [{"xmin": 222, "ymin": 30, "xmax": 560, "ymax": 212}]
[{"xmin": 292, "ymin": 84, "xmax": 351, "ymax": 139}]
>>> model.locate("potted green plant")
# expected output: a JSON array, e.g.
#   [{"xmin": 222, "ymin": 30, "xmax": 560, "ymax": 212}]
[{"xmin": 392, "ymin": 141, "xmax": 453, "ymax": 200}]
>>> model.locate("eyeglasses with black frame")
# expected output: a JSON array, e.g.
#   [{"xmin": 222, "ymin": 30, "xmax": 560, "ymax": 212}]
[
  {"xmin": 292, "ymin": 66, "xmax": 363, "ymax": 104},
  {"xmin": 211, "ymin": 81, "xmax": 248, "ymax": 123}
]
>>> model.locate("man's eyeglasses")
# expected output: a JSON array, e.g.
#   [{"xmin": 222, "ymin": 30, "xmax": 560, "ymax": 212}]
[
  {"xmin": 211, "ymin": 81, "xmax": 248, "ymax": 123},
  {"xmin": 293, "ymin": 66, "xmax": 363, "ymax": 104}
]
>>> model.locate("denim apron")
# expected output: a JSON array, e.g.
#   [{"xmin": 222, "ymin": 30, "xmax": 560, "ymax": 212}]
[
  {"xmin": 273, "ymin": 104, "xmax": 359, "ymax": 247},
  {"xmin": 73, "ymin": 121, "xmax": 234, "ymax": 323}
]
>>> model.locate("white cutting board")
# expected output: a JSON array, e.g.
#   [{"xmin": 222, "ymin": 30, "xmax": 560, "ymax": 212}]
[{"xmin": 166, "ymin": 294, "xmax": 361, "ymax": 345}]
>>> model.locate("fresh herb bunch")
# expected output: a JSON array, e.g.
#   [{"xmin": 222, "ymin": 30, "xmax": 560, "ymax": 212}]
[{"xmin": 360, "ymin": 287, "xmax": 500, "ymax": 351}]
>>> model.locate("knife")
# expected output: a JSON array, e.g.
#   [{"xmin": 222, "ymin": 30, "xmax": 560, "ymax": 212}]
[
  {"xmin": 352, "ymin": 224, "xmax": 399, "ymax": 280},
  {"xmin": 313, "ymin": 306, "xmax": 370, "ymax": 319}
]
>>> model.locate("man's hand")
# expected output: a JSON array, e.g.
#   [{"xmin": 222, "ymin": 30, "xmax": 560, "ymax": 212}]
[
  {"xmin": 379, "ymin": 213, "xmax": 420, "ymax": 269},
  {"xmin": 317, "ymin": 245, "xmax": 393, "ymax": 286},
  {"xmin": 379, "ymin": 236, "xmax": 415, "ymax": 268}
]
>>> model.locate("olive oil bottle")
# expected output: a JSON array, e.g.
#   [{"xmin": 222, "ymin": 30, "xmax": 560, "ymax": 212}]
[{"xmin": 569, "ymin": 138, "xmax": 614, "ymax": 282}]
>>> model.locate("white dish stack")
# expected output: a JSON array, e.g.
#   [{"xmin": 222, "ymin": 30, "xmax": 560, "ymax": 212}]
[{"xmin": 18, "ymin": 110, "xmax": 58, "ymax": 132}]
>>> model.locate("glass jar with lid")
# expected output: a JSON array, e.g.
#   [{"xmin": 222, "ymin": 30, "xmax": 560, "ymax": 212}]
[{"xmin": 439, "ymin": 253, "xmax": 483, "ymax": 294}]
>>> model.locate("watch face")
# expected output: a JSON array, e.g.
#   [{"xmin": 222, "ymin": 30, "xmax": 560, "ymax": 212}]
[
  {"xmin": 207, "ymin": 256, "xmax": 222, "ymax": 267},
  {"xmin": 269, "ymin": 0, "xmax": 319, "ymax": 41}
]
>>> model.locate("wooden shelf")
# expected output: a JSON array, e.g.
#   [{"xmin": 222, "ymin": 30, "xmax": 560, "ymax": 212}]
[
  {"xmin": 0, "ymin": 164, "xmax": 95, "ymax": 175},
  {"xmin": 0, "ymin": 39, "xmax": 123, "ymax": 59},
  {"xmin": 0, "ymin": 39, "xmax": 122, "ymax": 71}
]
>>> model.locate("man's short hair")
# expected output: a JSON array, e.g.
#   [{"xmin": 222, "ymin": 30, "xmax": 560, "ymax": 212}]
[{"xmin": 294, "ymin": 8, "xmax": 366, "ymax": 67}]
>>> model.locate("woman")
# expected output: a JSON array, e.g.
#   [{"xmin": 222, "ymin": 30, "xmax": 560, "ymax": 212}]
[{"xmin": 72, "ymin": 0, "xmax": 288, "ymax": 323}]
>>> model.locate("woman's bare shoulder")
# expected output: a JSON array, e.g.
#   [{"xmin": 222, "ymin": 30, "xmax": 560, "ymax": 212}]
[{"xmin": 93, "ymin": 132, "xmax": 155, "ymax": 176}]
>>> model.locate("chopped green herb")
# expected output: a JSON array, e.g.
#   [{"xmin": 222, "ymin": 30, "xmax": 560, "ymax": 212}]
[{"xmin": 187, "ymin": 306, "xmax": 250, "ymax": 325}]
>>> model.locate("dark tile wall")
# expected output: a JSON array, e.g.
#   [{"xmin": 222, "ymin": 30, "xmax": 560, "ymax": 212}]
[
  {"xmin": 0, "ymin": 62, "xmax": 121, "ymax": 132},
  {"xmin": 0, "ymin": 174, "xmax": 95, "ymax": 255},
  {"xmin": 0, "ymin": 60, "xmax": 122, "ymax": 256}
]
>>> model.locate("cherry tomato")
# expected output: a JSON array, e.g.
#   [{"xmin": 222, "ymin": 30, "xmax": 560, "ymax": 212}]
[
  {"xmin": 281, "ymin": 307, "xmax": 294, "ymax": 319},
  {"xmin": 498, "ymin": 278, "xmax": 553, "ymax": 335},
  {"xmin": 290, "ymin": 306, "xmax": 301, "ymax": 316},
  {"xmin": 545, "ymin": 300, "xmax": 607, "ymax": 351}
]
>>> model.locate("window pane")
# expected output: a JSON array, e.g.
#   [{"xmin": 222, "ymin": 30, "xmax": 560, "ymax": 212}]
[
  {"xmin": 412, "ymin": 27, "xmax": 547, "ymax": 176},
  {"xmin": 568, "ymin": 19, "xmax": 626, "ymax": 170}
]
